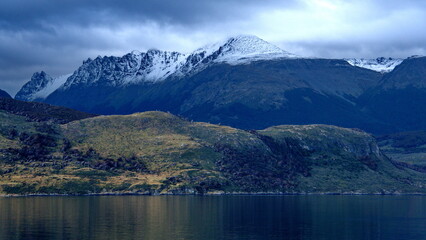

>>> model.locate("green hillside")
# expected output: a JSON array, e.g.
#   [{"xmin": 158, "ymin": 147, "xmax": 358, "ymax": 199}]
[{"xmin": 1, "ymin": 110, "xmax": 426, "ymax": 195}]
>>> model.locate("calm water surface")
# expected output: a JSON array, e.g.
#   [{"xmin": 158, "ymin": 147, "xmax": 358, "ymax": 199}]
[{"xmin": 0, "ymin": 195, "xmax": 425, "ymax": 240}]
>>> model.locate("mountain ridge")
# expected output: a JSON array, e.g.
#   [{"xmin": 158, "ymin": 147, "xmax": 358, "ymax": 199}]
[
  {"xmin": 15, "ymin": 35, "xmax": 407, "ymax": 102},
  {"xmin": 12, "ymin": 35, "xmax": 424, "ymax": 135},
  {"xmin": 41, "ymin": 58, "xmax": 387, "ymax": 133}
]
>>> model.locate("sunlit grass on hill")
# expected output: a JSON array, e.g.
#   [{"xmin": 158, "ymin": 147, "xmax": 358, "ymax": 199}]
[{"xmin": 1, "ymin": 110, "xmax": 426, "ymax": 195}]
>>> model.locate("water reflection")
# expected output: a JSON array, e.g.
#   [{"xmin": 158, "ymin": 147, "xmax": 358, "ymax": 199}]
[{"xmin": 0, "ymin": 195, "xmax": 425, "ymax": 239}]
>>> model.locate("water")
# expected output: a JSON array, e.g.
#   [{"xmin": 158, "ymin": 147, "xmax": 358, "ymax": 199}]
[{"xmin": 0, "ymin": 195, "xmax": 425, "ymax": 240}]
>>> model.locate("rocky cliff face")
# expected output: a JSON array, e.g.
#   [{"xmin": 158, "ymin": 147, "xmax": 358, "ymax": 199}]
[
  {"xmin": 15, "ymin": 71, "xmax": 54, "ymax": 101},
  {"xmin": 63, "ymin": 50, "xmax": 187, "ymax": 88}
]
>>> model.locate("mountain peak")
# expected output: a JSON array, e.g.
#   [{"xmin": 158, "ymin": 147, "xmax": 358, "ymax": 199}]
[
  {"xmin": 131, "ymin": 50, "xmax": 142, "ymax": 55},
  {"xmin": 32, "ymin": 71, "xmax": 50, "ymax": 79},
  {"xmin": 15, "ymin": 72, "xmax": 71, "ymax": 101},
  {"xmin": 222, "ymin": 35, "xmax": 287, "ymax": 55},
  {"xmin": 15, "ymin": 71, "xmax": 54, "ymax": 101},
  {"xmin": 191, "ymin": 35, "xmax": 296, "ymax": 66}
]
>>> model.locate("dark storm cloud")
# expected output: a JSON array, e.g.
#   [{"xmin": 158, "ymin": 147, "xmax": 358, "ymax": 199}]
[
  {"xmin": 0, "ymin": 0, "xmax": 425, "ymax": 95},
  {"xmin": 0, "ymin": 0, "xmax": 298, "ymax": 30},
  {"xmin": 0, "ymin": 0, "xmax": 300, "ymax": 95}
]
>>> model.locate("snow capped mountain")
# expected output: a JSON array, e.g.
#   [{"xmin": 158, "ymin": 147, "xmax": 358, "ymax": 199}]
[
  {"xmin": 192, "ymin": 35, "xmax": 297, "ymax": 65},
  {"xmin": 345, "ymin": 57, "xmax": 403, "ymax": 73},
  {"xmin": 15, "ymin": 72, "xmax": 72, "ymax": 101},
  {"xmin": 17, "ymin": 35, "xmax": 296, "ymax": 97},
  {"xmin": 62, "ymin": 50, "xmax": 187, "ymax": 88},
  {"xmin": 60, "ymin": 35, "xmax": 296, "ymax": 89},
  {"xmin": 34, "ymin": 74, "xmax": 72, "ymax": 98}
]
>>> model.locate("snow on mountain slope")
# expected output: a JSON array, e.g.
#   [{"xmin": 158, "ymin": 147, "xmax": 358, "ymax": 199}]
[
  {"xmin": 60, "ymin": 35, "xmax": 296, "ymax": 89},
  {"xmin": 135, "ymin": 50, "xmax": 187, "ymax": 82},
  {"xmin": 18, "ymin": 35, "xmax": 297, "ymax": 98},
  {"xmin": 15, "ymin": 72, "xmax": 52, "ymax": 101},
  {"xmin": 33, "ymin": 74, "xmax": 72, "ymax": 99},
  {"xmin": 345, "ymin": 57, "xmax": 403, "ymax": 73},
  {"xmin": 63, "ymin": 50, "xmax": 188, "ymax": 88},
  {"xmin": 15, "ymin": 72, "xmax": 72, "ymax": 101},
  {"xmin": 194, "ymin": 35, "xmax": 297, "ymax": 65}
]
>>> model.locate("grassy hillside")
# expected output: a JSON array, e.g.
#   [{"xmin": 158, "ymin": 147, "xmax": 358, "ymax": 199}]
[
  {"xmin": 1, "ymin": 111, "xmax": 426, "ymax": 195},
  {"xmin": 260, "ymin": 125, "xmax": 425, "ymax": 193}
]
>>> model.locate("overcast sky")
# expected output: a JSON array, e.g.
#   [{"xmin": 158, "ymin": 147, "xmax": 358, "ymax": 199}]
[{"xmin": 1, "ymin": 0, "xmax": 426, "ymax": 95}]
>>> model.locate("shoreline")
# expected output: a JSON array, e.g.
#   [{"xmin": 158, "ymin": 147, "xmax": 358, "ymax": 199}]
[{"xmin": 2, "ymin": 191, "xmax": 426, "ymax": 198}]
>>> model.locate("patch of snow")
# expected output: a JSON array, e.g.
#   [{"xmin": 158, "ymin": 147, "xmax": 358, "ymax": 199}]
[
  {"xmin": 345, "ymin": 57, "xmax": 403, "ymax": 73},
  {"xmin": 32, "ymin": 74, "xmax": 72, "ymax": 99},
  {"xmin": 197, "ymin": 35, "xmax": 297, "ymax": 65},
  {"xmin": 142, "ymin": 50, "xmax": 188, "ymax": 82},
  {"xmin": 170, "ymin": 35, "xmax": 298, "ymax": 79}
]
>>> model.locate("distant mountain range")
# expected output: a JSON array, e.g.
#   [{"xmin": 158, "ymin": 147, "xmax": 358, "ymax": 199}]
[
  {"xmin": 16, "ymin": 35, "xmax": 297, "ymax": 101},
  {"xmin": 14, "ymin": 35, "xmax": 426, "ymax": 134}
]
